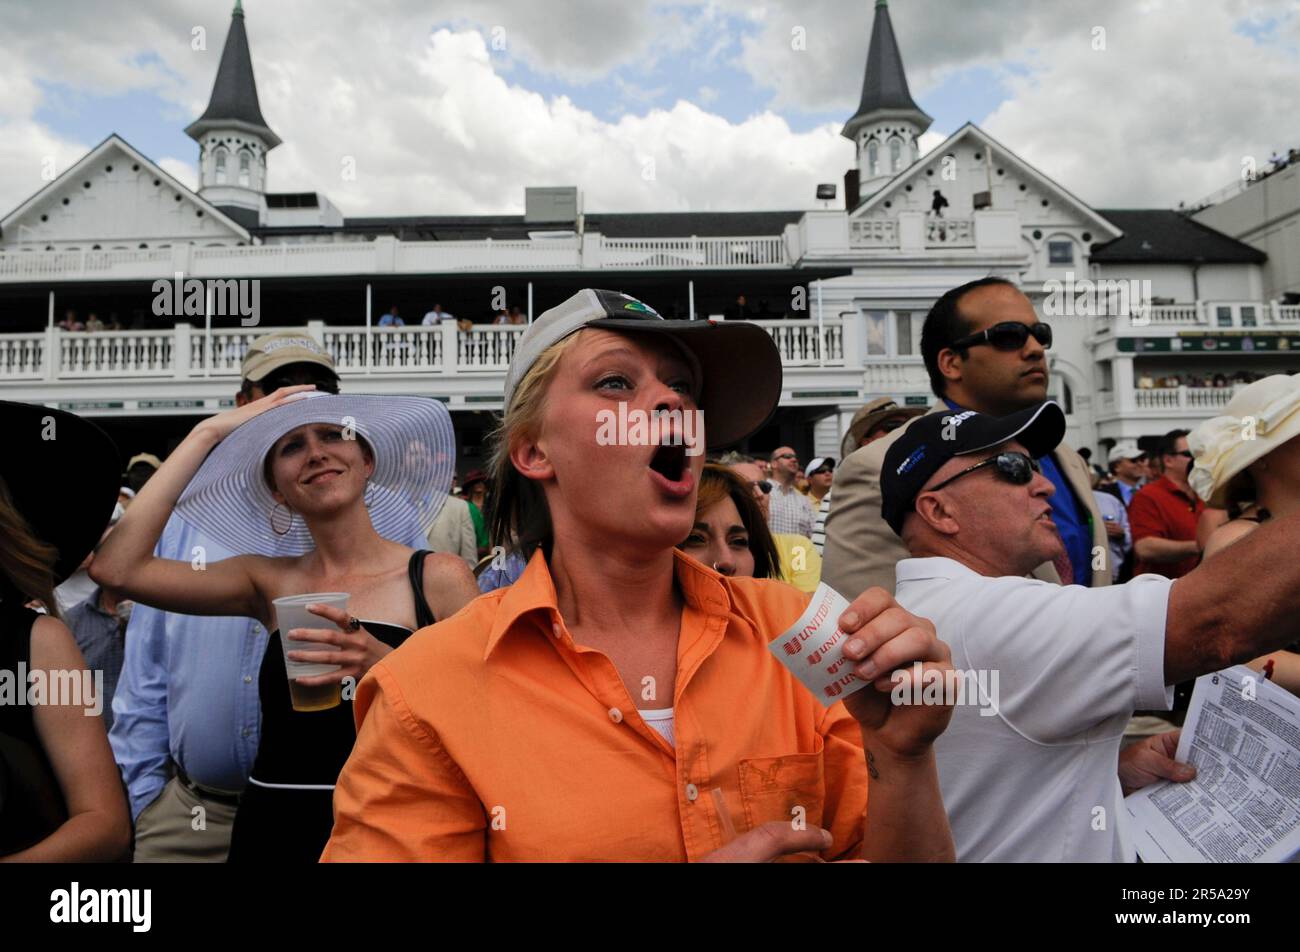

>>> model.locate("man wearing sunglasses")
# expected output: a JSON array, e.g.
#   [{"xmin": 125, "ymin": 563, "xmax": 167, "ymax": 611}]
[
  {"xmin": 824, "ymin": 277, "xmax": 1108, "ymax": 599},
  {"xmin": 878, "ymin": 401, "xmax": 1300, "ymax": 861},
  {"xmin": 1129, "ymin": 429, "xmax": 1205, "ymax": 580}
]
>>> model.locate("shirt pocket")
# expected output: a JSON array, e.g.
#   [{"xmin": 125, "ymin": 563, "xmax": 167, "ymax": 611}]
[{"xmin": 737, "ymin": 732, "xmax": 826, "ymax": 835}]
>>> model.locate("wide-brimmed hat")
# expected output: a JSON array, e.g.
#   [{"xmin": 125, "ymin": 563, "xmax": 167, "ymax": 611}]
[
  {"xmin": 1188, "ymin": 374, "xmax": 1300, "ymax": 508},
  {"xmin": 841, "ymin": 397, "xmax": 926, "ymax": 458},
  {"xmin": 0, "ymin": 401, "xmax": 121, "ymax": 584},
  {"xmin": 503, "ymin": 289, "xmax": 782, "ymax": 449},
  {"xmin": 174, "ymin": 392, "xmax": 454, "ymax": 556}
]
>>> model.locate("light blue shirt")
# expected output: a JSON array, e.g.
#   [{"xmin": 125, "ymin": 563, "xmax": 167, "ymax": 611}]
[{"xmin": 110, "ymin": 513, "xmax": 427, "ymax": 820}]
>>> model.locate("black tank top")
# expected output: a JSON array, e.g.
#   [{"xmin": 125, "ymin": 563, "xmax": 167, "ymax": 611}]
[
  {"xmin": 227, "ymin": 551, "xmax": 436, "ymax": 863},
  {"xmin": 250, "ymin": 550, "xmax": 435, "ymax": 786},
  {"xmin": 0, "ymin": 596, "xmax": 69, "ymax": 855}
]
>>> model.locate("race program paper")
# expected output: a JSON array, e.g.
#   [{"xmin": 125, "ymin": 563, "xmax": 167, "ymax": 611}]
[
  {"xmin": 768, "ymin": 582, "xmax": 868, "ymax": 705},
  {"xmin": 1124, "ymin": 665, "xmax": 1300, "ymax": 863}
]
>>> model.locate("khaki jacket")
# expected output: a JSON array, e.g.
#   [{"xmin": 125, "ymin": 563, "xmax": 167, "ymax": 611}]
[{"xmin": 821, "ymin": 402, "xmax": 1111, "ymax": 597}]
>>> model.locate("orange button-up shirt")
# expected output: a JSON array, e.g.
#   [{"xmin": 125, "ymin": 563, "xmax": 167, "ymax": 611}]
[{"xmin": 321, "ymin": 549, "xmax": 868, "ymax": 862}]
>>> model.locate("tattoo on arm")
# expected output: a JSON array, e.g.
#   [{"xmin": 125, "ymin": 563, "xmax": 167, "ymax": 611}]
[{"xmin": 866, "ymin": 748, "xmax": 879, "ymax": 781}]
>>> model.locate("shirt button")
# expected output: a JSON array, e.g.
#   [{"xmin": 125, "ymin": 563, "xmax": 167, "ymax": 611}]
[
  {"xmin": 241, "ymin": 728, "xmax": 251, "ymax": 738},
  {"xmin": 243, "ymin": 675, "xmax": 253, "ymax": 684},
  {"xmin": 253, "ymin": 624, "xmax": 262, "ymax": 633},
  {"xmin": 608, "ymin": 707, "xmax": 623, "ymax": 724},
  {"xmin": 685, "ymin": 783, "xmax": 699, "ymax": 801},
  {"xmin": 552, "ymin": 622, "xmax": 562, "ymax": 639}
]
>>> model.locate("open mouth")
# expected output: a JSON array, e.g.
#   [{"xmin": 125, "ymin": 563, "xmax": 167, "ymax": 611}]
[{"xmin": 649, "ymin": 443, "xmax": 687, "ymax": 483}]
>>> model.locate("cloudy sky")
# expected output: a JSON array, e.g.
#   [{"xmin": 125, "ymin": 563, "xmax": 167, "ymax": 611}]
[{"xmin": 1, "ymin": 0, "xmax": 1297, "ymax": 218}]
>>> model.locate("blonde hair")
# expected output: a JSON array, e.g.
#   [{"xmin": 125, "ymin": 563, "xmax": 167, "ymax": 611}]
[
  {"xmin": 0, "ymin": 475, "xmax": 61, "ymax": 618},
  {"xmin": 488, "ymin": 332, "xmax": 583, "ymax": 557}
]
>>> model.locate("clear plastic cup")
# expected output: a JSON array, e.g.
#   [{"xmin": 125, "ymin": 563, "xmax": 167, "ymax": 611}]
[{"xmin": 273, "ymin": 592, "xmax": 350, "ymax": 712}]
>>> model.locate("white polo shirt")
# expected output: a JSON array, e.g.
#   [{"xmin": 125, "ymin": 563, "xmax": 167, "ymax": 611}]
[{"xmin": 894, "ymin": 557, "xmax": 1175, "ymax": 862}]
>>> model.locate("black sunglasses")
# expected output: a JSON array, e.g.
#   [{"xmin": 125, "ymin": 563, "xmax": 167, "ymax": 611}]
[
  {"xmin": 924, "ymin": 451, "xmax": 1041, "ymax": 494},
  {"xmin": 263, "ymin": 373, "xmax": 340, "ymax": 394},
  {"xmin": 950, "ymin": 322, "xmax": 1052, "ymax": 352}
]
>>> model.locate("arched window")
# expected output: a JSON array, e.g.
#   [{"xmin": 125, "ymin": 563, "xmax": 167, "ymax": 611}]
[
  {"xmin": 214, "ymin": 148, "xmax": 228, "ymax": 185},
  {"xmin": 867, "ymin": 140, "xmax": 879, "ymax": 177},
  {"xmin": 889, "ymin": 137, "xmax": 903, "ymax": 173},
  {"xmin": 238, "ymin": 150, "xmax": 251, "ymax": 188}
]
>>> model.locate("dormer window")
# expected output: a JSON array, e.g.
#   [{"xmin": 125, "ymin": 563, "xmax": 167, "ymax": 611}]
[
  {"xmin": 239, "ymin": 150, "xmax": 251, "ymax": 187},
  {"xmin": 889, "ymin": 137, "xmax": 903, "ymax": 173},
  {"xmin": 867, "ymin": 140, "xmax": 879, "ymax": 177},
  {"xmin": 215, "ymin": 148, "xmax": 228, "ymax": 185}
]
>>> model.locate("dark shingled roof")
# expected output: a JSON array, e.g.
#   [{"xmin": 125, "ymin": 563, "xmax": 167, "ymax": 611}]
[
  {"xmin": 1090, "ymin": 210, "xmax": 1266, "ymax": 264},
  {"xmin": 184, "ymin": 3, "xmax": 280, "ymax": 148},
  {"xmin": 255, "ymin": 210, "xmax": 805, "ymax": 241},
  {"xmin": 842, "ymin": 1, "xmax": 932, "ymax": 140}
]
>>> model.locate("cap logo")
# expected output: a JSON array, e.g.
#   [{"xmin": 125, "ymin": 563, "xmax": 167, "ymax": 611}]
[
  {"xmin": 257, "ymin": 336, "xmax": 324, "ymax": 355},
  {"xmin": 896, "ymin": 445, "xmax": 927, "ymax": 475},
  {"xmin": 622, "ymin": 300, "xmax": 660, "ymax": 317}
]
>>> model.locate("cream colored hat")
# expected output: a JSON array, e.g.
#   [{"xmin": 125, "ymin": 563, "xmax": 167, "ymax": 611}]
[{"xmin": 1188, "ymin": 373, "xmax": 1300, "ymax": 508}]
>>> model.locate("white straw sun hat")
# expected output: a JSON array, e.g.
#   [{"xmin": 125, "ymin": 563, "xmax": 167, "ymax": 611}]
[
  {"xmin": 174, "ymin": 392, "xmax": 455, "ymax": 556},
  {"xmin": 1188, "ymin": 373, "xmax": 1300, "ymax": 508}
]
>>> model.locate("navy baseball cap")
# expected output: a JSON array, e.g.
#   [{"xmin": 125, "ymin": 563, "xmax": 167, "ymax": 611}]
[{"xmin": 880, "ymin": 401, "xmax": 1066, "ymax": 536}]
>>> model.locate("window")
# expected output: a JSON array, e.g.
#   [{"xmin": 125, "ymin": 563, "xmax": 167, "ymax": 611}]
[
  {"xmin": 889, "ymin": 138, "xmax": 902, "ymax": 173},
  {"xmin": 214, "ymin": 148, "xmax": 228, "ymax": 185},
  {"xmin": 895, "ymin": 312, "xmax": 916, "ymax": 356},
  {"xmin": 1216, "ymin": 306, "xmax": 1233, "ymax": 327},
  {"xmin": 1048, "ymin": 240, "xmax": 1074, "ymax": 264},
  {"xmin": 1240, "ymin": 305, "xmax": 1257, "ymax": 327},
  {"xmin": 867, "ymin": 140, "xmax": 879, "ymax": 177},
  {"xmin": 865, "ymin": 310, "xmax": 888, "ymax": 355},
  {"xmin": 239, "ymin": 151, "xmax": 251, "ymax": 187}
]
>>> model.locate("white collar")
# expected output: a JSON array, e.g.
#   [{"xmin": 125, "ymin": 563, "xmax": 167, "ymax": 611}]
[{"xmin": 894, "ymin": 556, "xmax": 982, "ymax": 583}]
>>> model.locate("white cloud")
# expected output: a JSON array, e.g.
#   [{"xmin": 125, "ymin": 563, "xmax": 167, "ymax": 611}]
[{"xmin": 0, "ymin": 0, "xmax": 1296, "ymax": 219}]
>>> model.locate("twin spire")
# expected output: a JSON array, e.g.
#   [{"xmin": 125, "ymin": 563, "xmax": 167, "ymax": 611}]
[
  {"xmin": 184, "ymin": 0, "xmax": 280, "ymax": 149},
  {"xmin": 842, "ymin": 0, "xmax": 931, "ymax": 142}
]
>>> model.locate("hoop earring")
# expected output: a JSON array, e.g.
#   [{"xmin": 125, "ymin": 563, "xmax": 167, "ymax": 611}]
[{"xmin": 269, "ymin": 502, "xmax": 295, "ymax": 536}]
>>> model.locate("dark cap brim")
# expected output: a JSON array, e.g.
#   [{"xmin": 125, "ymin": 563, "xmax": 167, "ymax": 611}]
[
  {"xmin": 953, "ymin": 400, "xmax": 1066, "ymax": 461},
  {"xmin": 588, "ymin": 318, "xmax": 783, "ymax": 448}
]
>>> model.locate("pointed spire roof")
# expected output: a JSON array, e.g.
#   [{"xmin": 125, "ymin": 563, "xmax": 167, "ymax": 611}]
[
  {"xmin": 842, "ymin": 1, "xmax": 932, "ymax": 141},
  {"xmin": 185, "ymin": 1, "xmax": 281, "ymax": 148}
]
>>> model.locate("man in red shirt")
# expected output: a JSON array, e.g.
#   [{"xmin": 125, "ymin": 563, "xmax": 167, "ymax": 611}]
[{"xmin": 1129, "ymin": 429, "xmax": 1205, "ymax": 578}]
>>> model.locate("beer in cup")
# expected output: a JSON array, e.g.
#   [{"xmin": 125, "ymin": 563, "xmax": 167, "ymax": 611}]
[{"xmin": 273, "ymin": 592, "xmax": 350, "ymax": 712}]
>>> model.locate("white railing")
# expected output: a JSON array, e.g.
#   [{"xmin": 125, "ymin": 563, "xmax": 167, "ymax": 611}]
[
  {"xmin": 849, "ymin": 219, "xmax": 898, "ymax": 247},
  {"xmin": 1277, "ymin": 305, "xmax": 1300, "ymax": 324},
  {"xmin": 395, "ymin": 239, "xmax": 580, "ymax": 273},
  {"xmin": 457, "ymin": 325, "xmax": 524, "ymax": 371},
  {"xmin": 754, "ymin": 319, "xmax": 843, "ymax": 366},
  {"xmin": 1132, "ymin": 386, "xmax": 1239, "ymax": 412},
  {"xmin": 926, "ymin": 218, "xmax": 974, "ymax": 247},
  {"xmin": 1095, "ymin": 301, "xmax": 1300, "ymax": 333},
  {"xmin": 0, "ymin": 232, "xmax": 789, "ymax": 282},
  {"xmin": 0, "ymin": 334, "xmax": 45, "ymax": 379},
  {"xmin": 599, "ymin": 235, "xmax": 786, "ymax": 269},
  {"xmin": 862, "ymin": 357, "xmax": 929, "ymax": 393},
  {"xmin": 58, "ymin": 329, "xmax": 175, "ymax": 377}
]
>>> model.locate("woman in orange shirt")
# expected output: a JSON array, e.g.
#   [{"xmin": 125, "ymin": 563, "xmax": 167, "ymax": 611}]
[{"xmin": 324, "ymin": 289, "xmax": 956, "ymax": 862}]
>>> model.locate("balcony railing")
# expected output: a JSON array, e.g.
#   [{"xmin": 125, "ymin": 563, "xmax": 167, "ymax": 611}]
[
  {"xmin": 0, "ymin": 318, "xmax": 846, "ymax": 382},
  {"xmin": 0, "ymin": 232, "xmax": 790, "ymax": 283},
  {"xmin": 1094, "ymin": 301, "xmax": 1300, "ymax": 333},
  {"xmin": 1129, "ymin": 386, "xmax": 1240, "ymax": 413}
]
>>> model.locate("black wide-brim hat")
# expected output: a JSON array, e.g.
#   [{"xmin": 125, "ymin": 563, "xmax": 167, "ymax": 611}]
[{"xmin": 1, "ymin": 401, "xmax": 121, "ymax": 584}]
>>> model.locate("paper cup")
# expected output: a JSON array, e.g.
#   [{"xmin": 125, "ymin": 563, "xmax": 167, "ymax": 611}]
[{"xmin": 273, "ymin": 592, "xmax": 349, "ymax": 712}]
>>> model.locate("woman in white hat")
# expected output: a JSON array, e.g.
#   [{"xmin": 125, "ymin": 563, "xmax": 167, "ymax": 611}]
[
  {"xmin": 1189, "ymin": 373, "xmax": 1300, "ymax": 695},
  {"xmin": 92, "ymin": 387, "xmax": 479, "ymax": 861},
  {"xmin": 323, "ymin": 289, "xmax": 956, "ymax": 863}
]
